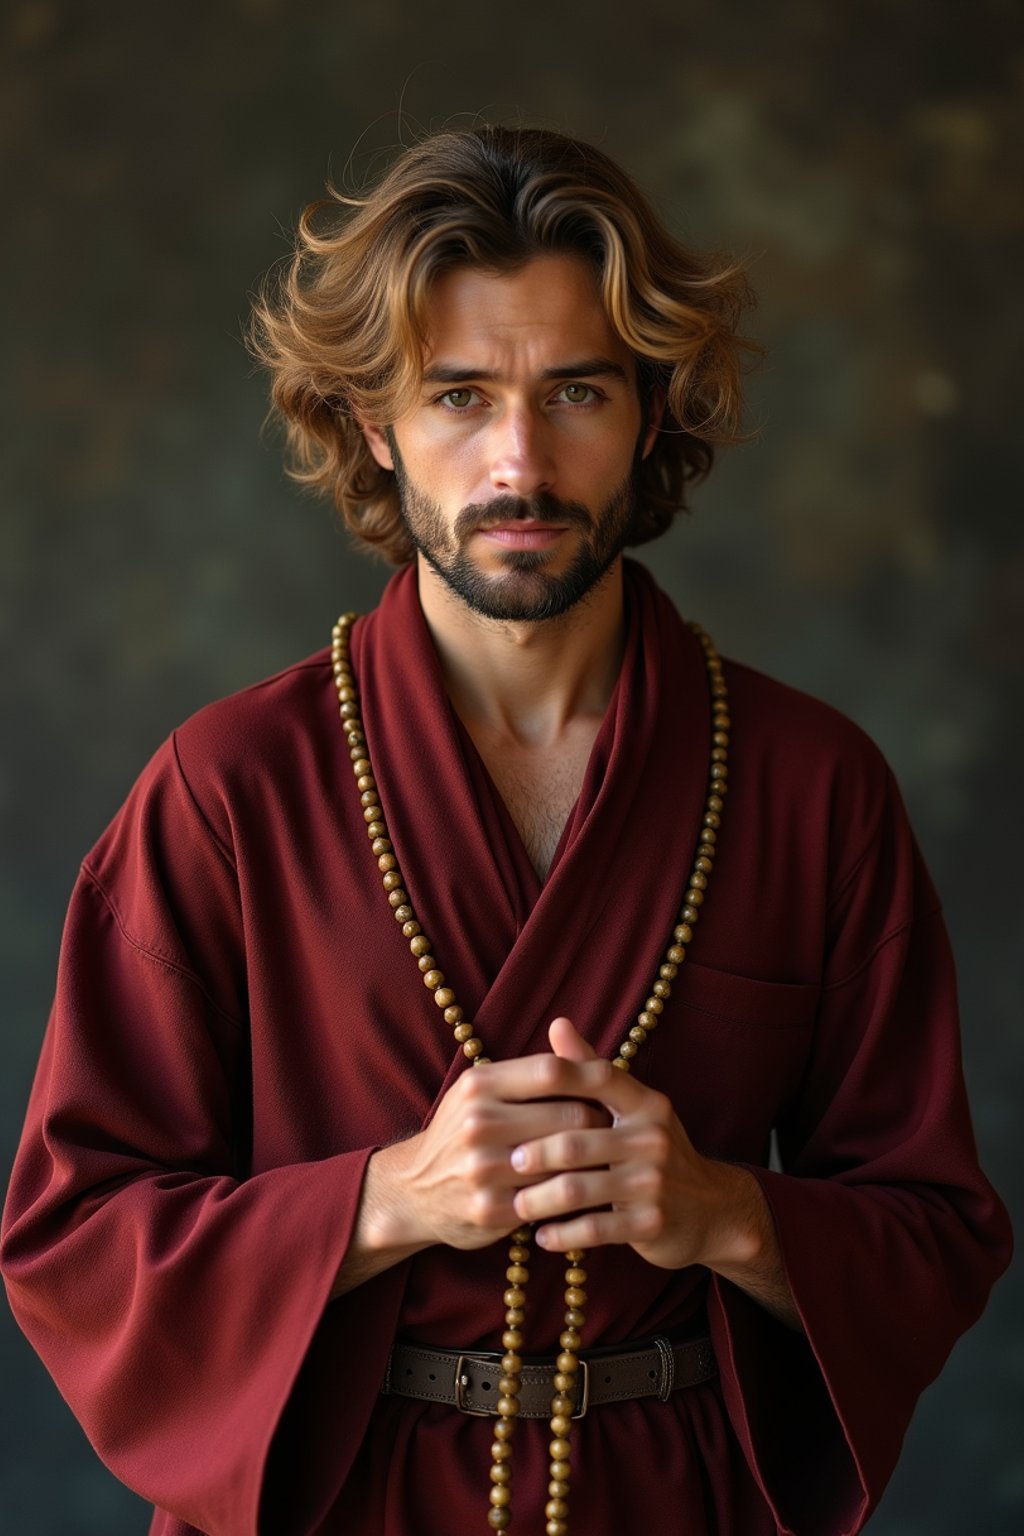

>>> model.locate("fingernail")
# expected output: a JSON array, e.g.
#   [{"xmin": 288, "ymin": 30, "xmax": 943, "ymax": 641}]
[
  {"xmin": 536, "ymin": 1227, "xmax": 551, "ymax": 1247},
  {"xmin": 510, "ymin": 1147, "xmax": 527, "ymax": 1171}
]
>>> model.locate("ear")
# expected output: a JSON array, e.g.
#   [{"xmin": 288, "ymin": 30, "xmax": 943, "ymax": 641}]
[
  {"xmin": 357, "ymin": 417, "xmax": 395, "ymax": 473},
  {"xmin": 640, "ymin": 383, "xmax": 666, "ymax": 461}
]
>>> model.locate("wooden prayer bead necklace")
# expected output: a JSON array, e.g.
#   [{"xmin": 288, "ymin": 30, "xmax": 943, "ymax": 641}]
[{"xmin": 331, "ymin": 610, "xmax": 730, "ymax": 1536}]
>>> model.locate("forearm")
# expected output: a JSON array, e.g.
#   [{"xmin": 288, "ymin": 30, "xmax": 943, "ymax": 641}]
[
  {"xmin": 328, "ymin": 1141, "xmax": 430, "ymax": 1301},
  {"xmin": 701, "ymin": 1162, "xmax": 802, "ymax": 1332}
]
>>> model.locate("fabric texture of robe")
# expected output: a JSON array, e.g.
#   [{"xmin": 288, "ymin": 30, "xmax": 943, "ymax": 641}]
[{"xmin": 2, "ymin": 559, "xmax": 1011, "ymax": 1536}]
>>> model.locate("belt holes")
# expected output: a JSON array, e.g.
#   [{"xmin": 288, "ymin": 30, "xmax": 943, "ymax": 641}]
[
  {"xmin": 648, "ymin": 1369, "xmax": 657, "ymax": 1379},
  {"xmin": 603, "ymin": 1375, "xmax": 612, "ymax": 1384},
  {"xmin": 428, "ymin": 1373, "xmax": 436, "ymax": 1381},
  {"xmin": 482, "ymin": 1381, "xmax": 492, "ymax": 1391},
  {"xmin": 404, "ymin": 1367, "xmax": 413, "ymax": 1376}
]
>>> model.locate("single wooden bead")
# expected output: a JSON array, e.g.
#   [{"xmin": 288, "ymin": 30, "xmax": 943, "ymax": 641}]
[
  {"xmin": 619, "ymin": 1040, "xmax": 638, "ymax": 1059},
  {"xmin": 422, "ymin": 969, "xmax": 444, "ymax": 989},
  {"xmin": 463, "ymin": 1037, "xmax": 483, "ymax": 1058},
  {"xmin": 443, "ymin": 1003, "xmax": 463, "ymax": 1024},
  {"xmin": 340, "ymin": 701, "xmax": 360, "ymax": 719},
  {"xmin": 564, "ymin": 1267, "xmax": 586, "ymax": 1286},
  {"xmin": 498, "ymin": 1375, "xmax": 521, "ymax": 1395},
  {"xmin": 493, "ymin": 1417, "xmax": 515, "ymax": 1441},
  {"xmin": 504, "ymin": 1287, "xmax": 526, "ymax": 1308},
  {"xmin": 564, "ymin": 1249, "xmax": 585, "ymax": 1262},
  {"xmin": 370, "ymin": 837, "xmax": 391, "ymax": 857},
  {"xmin": 545, "ymin": 1500, "xmax": 569, "ymax": 1520},
  {"xmin": 550, "ymin": 1392, "xmax": 573, "ymax": 1415},
  {"xmin": 549, "ymin": 1459, "xmax": 571, "ymax": 1480},
  {"xmin": 549, "ymin": 1413, "xmax": 571, "ymax": 1436},
  {"xmin": 556, "ymin": 1351, "xmax": 578, "ymax": 1373},
  {"xmin": 549, "ymin": 1479, "xmax": 570, "ymax": 1499},
  {"xmin": 434, "ymin": 987, "xmax": 455, "ymax": 1008},
  {"xmin": 637, "ymin": 1011, "xmax": 657, "ymax": 1030},
  {"xmin": 416, "ymin": 954, "xmax": 435, "ymax": 973},
  {"xmin": 688, "ymin": 888, "xmax": 705, "ymax": 906},
  {"xmin": 356, "ymin": 774, "xmax": 376, "ymax": 792},
  {"xmin": 491, "ymin": 1440, "xmax": 513, "ymax": 1462},
  {"xmin": 630, "ymin": 1025, "xmax": 649, "ymax": 1044},
  {"xmin": 564, "ymin": 1287, "xmax": 587, "ymax": 1308},
  {"xmin": 377, "ymin": 853, "xmax": 397, "ymax": 873},
  {"xmin": 552, "ymin": 1372, "xmax": 574, "ymax": 1392},
  {"xmin": 564, "ymin": 1307, "xmax": 586, "ymax": 1328},
  {"xmin": 474, "ymin": 1055, "xmax": 492, "ymax": 1065},
  {"xmin": 711, "ymin": 747, "xmax": 727, "ymax": 763},
  {"xmin": 489, "ymin": 1482, "xmax": 512, "ymax": 1505},
  {"xmin": 507, "ymin": 1264, "xmax": 529, "ymax": 1285},
  {"xmin": 667, "ymin": 945, "xmax": 686, "ymax": 964},
  {"xmin": 410, "ymin": 935, "xmax": 431, "ymax": 956},
  {"xmin": 613, "ymin": 1056, "xmax": 631, "ymax": 1071},
  {"xmin": 501, "ymin": 1351, "xmax": 522, "ymax": 1374},
  {"xmin": 382, "ymin": 871, "xmax": 403, "ymax": 891},
  {"xmin": 549, "ymin": 1438, "xmax": 572, "ymax": 1461},
  {"xmin": 502, "ymin": 1329, "xmax": 523, "ymax": 1350},
  {"xmin": 402, "ymin": 920, "xmax": 421, "ymax": 938},
  {"xmin": 496, "ymin": 1395, "xmax": 520, "ymax": 1417},
  {"xmin": 352, "ymin": 757, "xmax": 371, "ymax": 776},
  {"xmin": 559, "ymin": 1328, "xmax": 581, "ymax": 1350},
  {"xmin": 454, "ymin": 1022, "xmax": 475, "ymax": 1043},
  {"xmin": 713, "ymin": 731, "xmax": 729, "ymax": 747},
  {"xmin": 644, "ymin": 995, "xmax": 664, "ymax": 1014},
  {"xmin": 707, "ymin": 794, "xmax": 723, "ymax": 812},
  {"xmin": 393, "ymin": 904, "xmax": 413, "ymax": 922},
  {"xmin": 660, "ymin": 962, "xmax": 678, "ymax": 980},
  {"xmin": 490, "ymin": 1462, "xmax": 512, "ymax": 1484},
  {"xmin": 653, "ymin": 980, "xmax": 671, "ymax": 999},
  {"xmin": 689, "ymin": 871, "xmax": 708, "ymax": 890},
  {"xmin": 545, "ymin": 1521, "xmax": 568, "ymax": 1536},
  {"xmin": 508, "ymin": 1243, "xmax": 530, "ymax": 1261},
  {"xmin": 362, "ymin": 806, "xmax": 380, "ymax": 823},
  {"xmin": 367, "ymin": 821, "xmax": 386, "ymax": 839},
  {"xmin": 486, "ymin": 1508, "xmax": 511, "ymax": 1531},
  {"xmin": 681, "ymin": 902, "xmax": 700, "ymax": 922},
  {"xmin": 674, "ymin": 923, "xmax": 693, "ymax": 944},
  {"xmin": 504, "ymin": 1308, "xmax": 525, "ymax": 1327},
  {"xmin": 359, "ymin": 789, "xmax": 378, "ymax": 808},
  {"xmin": 695, "ymin": 856, "xmax": 713, "ymax": 873},
  {"xmin": 710, "ymin": 763, "xmax": 728, "ymax": 779},
  {"xmin": 704, "ymin": 810, "xmax": 721, "ymax": 828}
]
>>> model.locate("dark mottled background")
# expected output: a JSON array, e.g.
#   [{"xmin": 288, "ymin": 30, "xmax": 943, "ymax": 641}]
[{"xmin": 2, "ymin": 1, "xmax": 1021, "ymax": 1530}]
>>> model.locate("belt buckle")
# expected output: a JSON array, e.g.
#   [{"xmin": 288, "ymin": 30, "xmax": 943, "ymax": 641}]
[
  {"xmin": 454, "ymin": 1353, "xmax": 500, "ymax": 1417},
  {"xmin": 571, "ymin": 1358, "xmax": 590, "ymax": 1420}
]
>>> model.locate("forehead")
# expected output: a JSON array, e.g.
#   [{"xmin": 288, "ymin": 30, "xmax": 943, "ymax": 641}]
[{"xmin": 421, "ymin": 255, "xmax": 632, "ymax": 369}]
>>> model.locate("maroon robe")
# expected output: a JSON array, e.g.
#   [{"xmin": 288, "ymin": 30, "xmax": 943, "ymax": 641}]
[{"xmin": 1, "ymin": 560, "xmax": 1011, "ymax": 1536}]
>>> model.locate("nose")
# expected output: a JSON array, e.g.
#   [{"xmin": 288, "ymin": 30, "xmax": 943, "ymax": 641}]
[{"xmin": 488, "ymin": 406, "xmax": 555, "ymax": 499}]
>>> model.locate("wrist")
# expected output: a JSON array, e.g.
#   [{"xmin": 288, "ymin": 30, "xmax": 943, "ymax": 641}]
[
  {"xmin": 699, "ymin": 1161, "xmax": 768, "ymax": 1273},
  {"xmin": 361, "ymin": 1140, "xmax": 428, "ymax": 1255}
]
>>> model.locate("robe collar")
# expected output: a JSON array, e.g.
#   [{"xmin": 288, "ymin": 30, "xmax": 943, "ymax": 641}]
[{"xmin": 351, "ymin": 557, "xmax": 710, "ymax": 1096}]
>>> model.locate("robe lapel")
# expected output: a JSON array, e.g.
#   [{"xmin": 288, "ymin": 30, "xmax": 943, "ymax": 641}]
[{"xmin": 351, "ymin": 559, "xmax": 711, "ymax": 1115}]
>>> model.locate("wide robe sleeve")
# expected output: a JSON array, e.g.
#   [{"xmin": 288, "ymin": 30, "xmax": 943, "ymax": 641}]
[
  {"xmin": 0, "ymin": 734, "xmax": 379, "ymax": 1536},
  {"xmin": 707, "ymin": 759, "xmax": 1012, "ymax": 1536}
]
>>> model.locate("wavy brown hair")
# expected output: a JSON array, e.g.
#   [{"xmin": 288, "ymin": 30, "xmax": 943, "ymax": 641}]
[{"xmin": 250, "ymin": 125, "xmax": 761, "ymax": 563}]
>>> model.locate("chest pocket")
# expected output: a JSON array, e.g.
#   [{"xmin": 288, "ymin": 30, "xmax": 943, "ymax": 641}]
[{"xmin": 641, "ymin": 958, "xmax": 820, "ymax": 1164}]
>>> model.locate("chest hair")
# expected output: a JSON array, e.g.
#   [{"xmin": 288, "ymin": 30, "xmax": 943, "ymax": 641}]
[{"xmin": 469, "ymin": 724, "xmax": 601, "ymax": 881}]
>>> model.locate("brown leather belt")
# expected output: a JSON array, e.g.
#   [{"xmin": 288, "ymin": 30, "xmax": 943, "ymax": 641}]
[{"xmin": 382, "ymin": 1334, "xmax": 716, "ymax": 1420}]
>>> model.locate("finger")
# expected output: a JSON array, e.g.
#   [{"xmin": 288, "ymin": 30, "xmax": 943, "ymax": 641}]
[
  {"xmin": 467, "ymin": 1051, "xmax": 646, "ymax": 1112},
  {"xmin": 510, "ymin": 1125, "xmax": 623, "ymax": 1177},
  {"xmin": 548, "ymin": 1016, "xmax": 597, "ymax": 1063},
  {"xmin": 513, "ymin": 1166, "xmax": 633, "ymax": 1223},
  {"xmin": 535, "ymin": 1204, "xmax": 664, "ymax": 1254}
]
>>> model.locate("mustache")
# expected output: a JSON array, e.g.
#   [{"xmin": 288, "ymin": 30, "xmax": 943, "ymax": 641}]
[{"xmin": 453, "ymin": 493, "xmax": 593, "ymax": 541}]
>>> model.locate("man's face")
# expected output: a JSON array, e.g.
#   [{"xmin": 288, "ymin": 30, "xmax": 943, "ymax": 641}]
[{"xmin": 361, "ymin": 255, "xmax": 660, "ymax": 622}]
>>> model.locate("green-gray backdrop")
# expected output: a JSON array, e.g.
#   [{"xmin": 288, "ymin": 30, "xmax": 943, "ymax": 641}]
[{"xmin": 2, "ymin": 1, "xmax": 1020, "ymax": 1530}]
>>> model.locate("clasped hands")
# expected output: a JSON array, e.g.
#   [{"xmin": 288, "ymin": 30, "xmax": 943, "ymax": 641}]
[{"xmin": 386, "ymin": 1016, "xmax": 758, "ymax": 1275}]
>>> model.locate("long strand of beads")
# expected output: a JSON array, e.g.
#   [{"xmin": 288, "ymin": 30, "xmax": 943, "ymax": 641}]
[
  {"xmin": 543, "ymin": 1249, "xmax": 587, "ymax": 1536},
  {"xmin": 330, "ymin": 611, "xmax": 729, "ymax": 1535},
  {"xmin": 487, "ymin": 1225, "xmax": 533, "ymax": 1531},
  {"xmin": 610, "ymin": 623, "xmax": 729, "ymax": 1072}
]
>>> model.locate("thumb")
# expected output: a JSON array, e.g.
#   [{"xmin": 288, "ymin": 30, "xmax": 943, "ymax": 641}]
[{"xmin": 548, "ymin": 1015, "xmax": 597, "ymax": 1062}]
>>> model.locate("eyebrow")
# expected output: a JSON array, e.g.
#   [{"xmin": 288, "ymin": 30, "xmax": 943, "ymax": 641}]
[{"xmin": 421, "ymin": 356, "xmax": 632, "ymax": 386}]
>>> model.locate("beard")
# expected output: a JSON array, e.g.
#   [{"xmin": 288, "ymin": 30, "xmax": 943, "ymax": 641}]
[{"xmin": 390, "ymin": 438, "xmax": 645, "ymax": 623}]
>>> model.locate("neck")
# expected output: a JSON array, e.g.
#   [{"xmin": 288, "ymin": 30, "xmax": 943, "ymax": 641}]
[{"xmin": 414, "ymin": 555, "xmax": 627, "ymax": 746}]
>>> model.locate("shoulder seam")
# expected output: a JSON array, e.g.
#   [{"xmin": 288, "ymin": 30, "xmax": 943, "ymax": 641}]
[
  {"xmin": 171, "ymin": 730, "xmax": 237, "ymax": 871},
  {"xmin": 824, "ymin": 902, "xmax": 943, "ymax": 991},
  {"xmin": 79, "ymin": 864, "xmax": 245, "ymax": 1033}
]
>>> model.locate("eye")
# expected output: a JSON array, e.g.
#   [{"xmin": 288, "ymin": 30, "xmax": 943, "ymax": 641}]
[
  {"xmin": 557, "ymin": 382, "xmax": 599, "ymax": 405},
  {"xmin": 437, "ymin": 387, "xmax": 479, "ymax": 410}
]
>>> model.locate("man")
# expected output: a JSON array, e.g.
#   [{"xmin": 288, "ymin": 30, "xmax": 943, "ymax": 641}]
[{"xmin": 1, "ymin": 126, "xmax": 1011, "ymax": 1536}]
